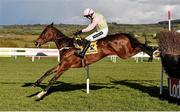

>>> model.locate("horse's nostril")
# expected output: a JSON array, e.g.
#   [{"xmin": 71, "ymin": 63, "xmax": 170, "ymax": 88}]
[
  {"xmin": 34, "ymin": 41, "xmax": 38, "ymax": 45},
  {"xmin": 34, "ymin": 41, "xmax": 41, "ymax": 48}
]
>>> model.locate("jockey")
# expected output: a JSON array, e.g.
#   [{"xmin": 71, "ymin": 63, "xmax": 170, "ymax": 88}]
[{"xmin": 74, "ymin": 8, "xmax": 109, "ymax": 58}]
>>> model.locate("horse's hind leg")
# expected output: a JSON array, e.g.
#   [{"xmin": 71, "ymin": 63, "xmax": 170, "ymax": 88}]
[
  {"xmin": 32, "ymin": 65, "xmax": 58, "ymax": 87},
  {"xmin": 148, "ymin": 56, "xmax": 153, "ymax": 62}
]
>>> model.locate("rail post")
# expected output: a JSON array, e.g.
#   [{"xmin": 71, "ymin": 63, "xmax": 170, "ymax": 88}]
[{"xmin": 86, "ymin": 65, "xmax": 90, "ymax": 94}]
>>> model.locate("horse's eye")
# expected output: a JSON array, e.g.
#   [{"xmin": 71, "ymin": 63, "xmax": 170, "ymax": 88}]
[{"xmin": 45, "ymin": 32, "xmax": 52, "ymax": 37}]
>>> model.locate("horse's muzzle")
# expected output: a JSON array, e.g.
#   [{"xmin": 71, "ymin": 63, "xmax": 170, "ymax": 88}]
[{"xmin": 34, "ymin": 41, "xmax": 40, "ymax": 48}]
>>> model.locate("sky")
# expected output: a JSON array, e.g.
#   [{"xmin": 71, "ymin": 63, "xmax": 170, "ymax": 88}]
[{"xmin": 0, "ymin": 0, "xmax": 179, "ymax": 25}]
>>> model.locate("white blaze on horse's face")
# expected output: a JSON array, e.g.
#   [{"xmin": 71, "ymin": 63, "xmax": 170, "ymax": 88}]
[
  {"xmin": 35, "ymin": 35, "xmax": 44, "ymax": 48},
  {"xmin": 35, "ymin": 25, "xmax": 54, "ymax": 48}
]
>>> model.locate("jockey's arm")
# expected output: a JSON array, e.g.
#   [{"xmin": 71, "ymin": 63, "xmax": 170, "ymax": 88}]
[{"xmin": 82, "ymin": 16, "xmax": 100, "ymax": 33}]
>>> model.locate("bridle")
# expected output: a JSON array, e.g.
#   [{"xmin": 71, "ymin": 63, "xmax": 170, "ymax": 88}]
[{"xmin": 39, "ymin": 26, "xmax": 73, "ymax": 52}]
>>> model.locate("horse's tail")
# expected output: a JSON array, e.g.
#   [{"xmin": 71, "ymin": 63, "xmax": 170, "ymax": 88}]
[
  {"xmin": 139, "ymin": 35, "xmax": 157, "ymax": 62},
  {"xmin": 139, "ymin": 44, "xmax": 157, "ymax": 61},
  {"xmin": 124, "ymin": 33, "xmax": 156, "ymax": 62},
  {"xmin": 144, "ymin": 34, "xmax": 147, "ymax": 46},
  {"xmin": 125, "ymin": 33, "xmax": 156, "ymax": 62},
  {"xmin": 140, "ymin": 32, "xmax": 151, "ymax": 52},
  {"xmin": 158, "ymin": 30, "xmax": 180, "ymax": 78}
]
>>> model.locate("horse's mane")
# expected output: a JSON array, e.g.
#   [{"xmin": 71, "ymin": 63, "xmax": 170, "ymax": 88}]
[
  {"xmin": 50, "ymin": 26, "xmax": 75, "ymax": 48},
  {"xmin": 52, "ymin": 26, "xmax": 71, "ymax": 39}
]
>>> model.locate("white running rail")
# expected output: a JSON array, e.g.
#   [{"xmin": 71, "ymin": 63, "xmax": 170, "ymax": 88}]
[{"xmin": 0, "ymin": 47, "xmax": 60, "ymax": 62}]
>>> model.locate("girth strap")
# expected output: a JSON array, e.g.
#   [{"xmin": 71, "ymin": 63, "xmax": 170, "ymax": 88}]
[{"xmin": 81, "ymin": 59, "xmax": 86, "ymax": 68}]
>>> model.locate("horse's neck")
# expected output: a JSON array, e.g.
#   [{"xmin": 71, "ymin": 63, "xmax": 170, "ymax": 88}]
[
  {"xmin": 52, "ymin": 28, "xmax": 74, "ymax": 49},
  {"xmin": 54, "ymin": 36, "xmax": 74, "ymax": 49}
]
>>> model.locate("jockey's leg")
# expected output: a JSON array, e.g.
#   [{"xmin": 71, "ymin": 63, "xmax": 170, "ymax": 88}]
[
  {"xmin": 75, "ymin": 28, "xmax": 108, "ymax": 58},
  {"xmin": 77, "ymin": 39, "xmax": 91, "ymax": 58},
  {"xmin": 86, "ymin": 28, "xmax": 108, "ymax": 41},
  {"xmin": 74, "ymin": 39, "xmax": 90, "ymax": 58}
]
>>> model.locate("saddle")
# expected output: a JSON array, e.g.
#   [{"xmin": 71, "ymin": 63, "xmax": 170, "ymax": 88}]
[{"xmin": 74, "ymin": 39, "xmax": 98, "ymax": 55}]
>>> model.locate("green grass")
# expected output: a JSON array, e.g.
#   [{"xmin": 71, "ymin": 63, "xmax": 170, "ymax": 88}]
[{"xmin": 0, "ymin": 57, "xmax": 179, "ymax": 111}]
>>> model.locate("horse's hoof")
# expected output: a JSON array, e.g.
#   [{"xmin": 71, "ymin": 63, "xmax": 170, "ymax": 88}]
[
  {"xmin": 31, "ymin": 84, "xmax": 38, "ymax": 88},
  {"xmin": 31, "ymin": 84, "xmax": 36, "ymax": 88},
  {"xmin": 31, "ymin": 82, "xmax": 39, "ymax": 87},
  {"xmin": 153, "ymin": 50, "xmax": 160, "ymax": 57},
  {"xmin": 36, "ymin": 91, "xmax": 47, "ymax": 99}
]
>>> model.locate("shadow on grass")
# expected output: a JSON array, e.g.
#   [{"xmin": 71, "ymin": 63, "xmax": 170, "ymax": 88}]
[
  {"xmin": 0, "ymin": 82, "xmax": 24, "ymax": 85},
  {"xmin": 22, "ymin": 81, "xmax": 115, "ymax": 101},
  {"xmin": 111, "ymin": 80, "xmax": 180, "ymax": 105},
  {"xmin": 21, "ymin": 80, "xmax": 180, "ymax": 104}
]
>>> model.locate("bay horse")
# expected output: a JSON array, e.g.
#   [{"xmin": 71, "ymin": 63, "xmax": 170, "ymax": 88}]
[{"xmin": 33, "ymin": 23, "xmax": 154, "ymax": 100}]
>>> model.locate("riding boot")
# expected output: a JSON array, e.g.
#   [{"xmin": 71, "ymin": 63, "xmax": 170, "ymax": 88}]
[{"xmin": 76, "ymin": 39, "xmax": 91, "ymax": 58}]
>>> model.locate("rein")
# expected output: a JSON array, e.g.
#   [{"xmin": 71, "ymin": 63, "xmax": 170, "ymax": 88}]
[
  {"xmin": 59, "ymin": 47, "xmax": 72, "ymax": 51},
  {"xmin": 53, "ymin": 30, "xmax": 74, "ymax": 51},
  {"xmin": 46, "ymin": 28, "xmax": 86, "ymax": 67}
]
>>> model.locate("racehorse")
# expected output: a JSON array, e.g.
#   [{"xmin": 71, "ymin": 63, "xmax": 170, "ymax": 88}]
[{"xmin": 33, "ymin": 23, "xmax": 155, "ymax": 100}]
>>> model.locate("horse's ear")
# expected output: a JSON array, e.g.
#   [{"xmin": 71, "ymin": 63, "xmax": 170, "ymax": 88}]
[{"xmin": 50, "ymin": 22, "xmax": 54, "ymax": 26}]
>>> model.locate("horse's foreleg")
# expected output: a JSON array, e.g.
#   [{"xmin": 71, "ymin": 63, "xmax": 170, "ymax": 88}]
[
  {"xmin": 36, "ymin": 71, "xmax": 65, "ymax": 99},
  {"xmin": 32, "ymin": 65, "xmax": 58, "ymax": 87},
  {"xmin": 36, "ymin": 62, "xmax": 69, "ymax": 99}
]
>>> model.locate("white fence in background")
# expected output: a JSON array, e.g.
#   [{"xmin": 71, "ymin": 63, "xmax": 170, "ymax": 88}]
[
  {"xmin": 0, "ymin": 47, "xmax": 159, "ymax": 63},
  {"xmin": 0, "ymin": 47, "xmax": 60, "ymax": 62},
  {"xmin": 109, "ymin": 52, "xmax": 160, "ymax": 63}
]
